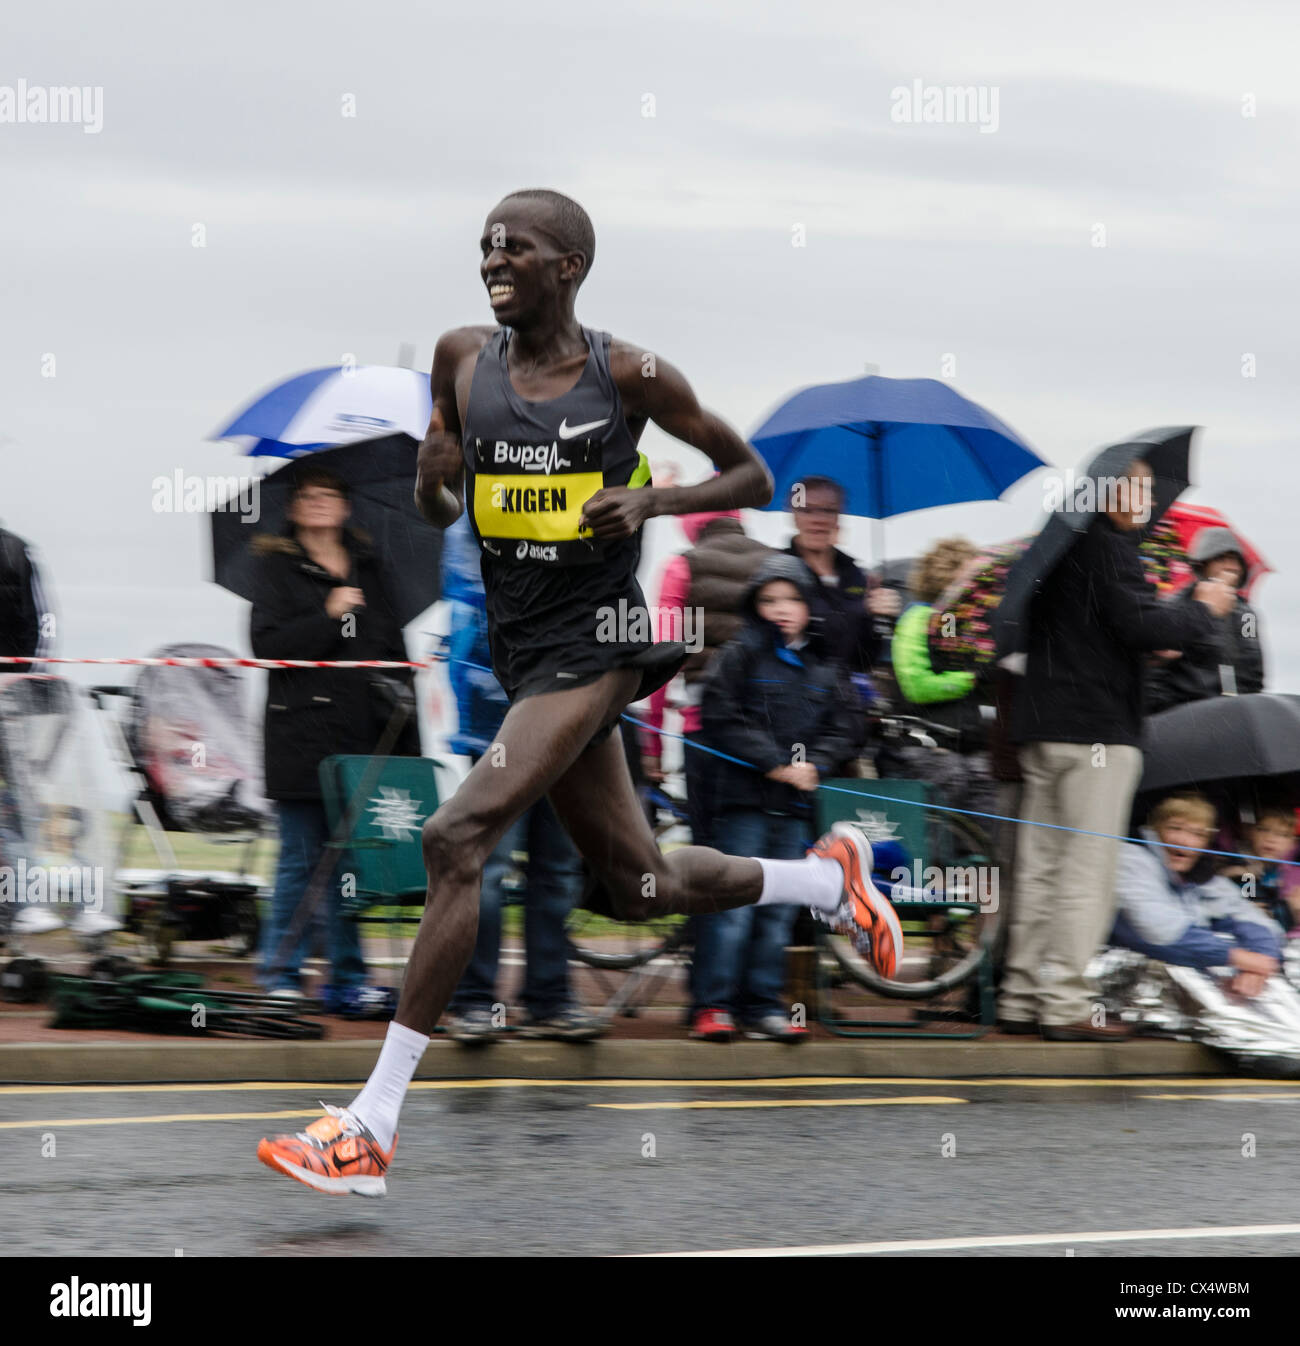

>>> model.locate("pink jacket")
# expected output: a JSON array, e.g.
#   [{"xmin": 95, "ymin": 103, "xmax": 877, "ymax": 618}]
[{"xmin": 642, "ymin": 554, "xmax": 696, "ymax": 759}]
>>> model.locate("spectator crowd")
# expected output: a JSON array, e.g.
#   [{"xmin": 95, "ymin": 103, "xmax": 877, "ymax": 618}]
[
  {"xmin": 6, "ymin": 454, "xmax": 1291, "ymax": 1057},
  {"xmin": 625, "ymin": 461, "xmax": 1291, "ymax": 1047},
  {"xmin": 246, "ymin": 458, "xmax": 1290, "ymax": 1048}
]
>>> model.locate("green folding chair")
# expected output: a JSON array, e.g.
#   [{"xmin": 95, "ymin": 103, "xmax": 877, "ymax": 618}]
[{"xmin": 318, "ymin": 754, "xmax": 442, "ymax": 921}]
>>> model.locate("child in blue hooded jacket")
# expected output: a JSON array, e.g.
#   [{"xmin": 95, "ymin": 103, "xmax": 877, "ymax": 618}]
[{"xmin": 693, "ymin": 554, "xmax": 865, "ymax": 1041}]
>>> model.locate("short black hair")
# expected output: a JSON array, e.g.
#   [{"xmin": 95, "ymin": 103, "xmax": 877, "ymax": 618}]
[
  {"xmin": 502, "ymin": 188, "xmax": 595, "ymax": 285},
  {"xmin": 789, "ymin": 475, "xmax": 845, "ymax": 509}
]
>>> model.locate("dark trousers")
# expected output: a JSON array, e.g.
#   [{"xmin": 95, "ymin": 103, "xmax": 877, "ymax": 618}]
[
  {"xmin": 691, "ymin": 810, "xmax": 810, "ymax": 1020},
  {"xmin": 262, "ymin": 799, "xmax": 366, "ymax": 992}
]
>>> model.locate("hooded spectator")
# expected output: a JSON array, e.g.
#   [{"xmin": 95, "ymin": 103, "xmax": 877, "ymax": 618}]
[
  {"xmin": 693, "ymin": 554, "xmax": 865, "ymax": 1043},
  {"xmin": 702, "ymin": 553, "xmax": 866, "ymax": 818},
  {"xmin": 1147, "ymin": 528, "xmax": 1265, "ymax": 714},
  {"xmin": 641, "ymin": 508, "xmax": 771, "ymax": 846}
]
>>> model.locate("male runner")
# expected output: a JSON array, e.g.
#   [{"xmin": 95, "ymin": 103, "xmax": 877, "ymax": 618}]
[{"xmin": 257, "ymin": 189, "xmax": 902, "ymax": 1196}]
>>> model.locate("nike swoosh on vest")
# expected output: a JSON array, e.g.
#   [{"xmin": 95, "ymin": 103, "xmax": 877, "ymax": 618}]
[{"xmin": 557, "ymin": 416, "xmax": 610, "ymax": 439}]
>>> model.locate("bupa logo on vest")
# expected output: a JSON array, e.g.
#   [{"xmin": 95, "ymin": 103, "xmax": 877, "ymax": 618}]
[
  {"xmin": 50, "ymin": 1277, "xmax": 152, "ymax": 1326},
  {"xmin": 493, "ymin": 441, "xmax": 572, "ymax": 474}
]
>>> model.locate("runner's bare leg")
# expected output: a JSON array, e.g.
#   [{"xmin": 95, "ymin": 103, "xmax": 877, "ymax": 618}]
[
  {"xmin": 544, "ymin": 689, "xmax": 763, "ymax": 920},
  {"xmin": 396, "ymin": 669, "xmax": 763, "ymax": 1035},
  {"xmin": 395, "ymin": 671, "xmax": 653, "ymax": 1033}
]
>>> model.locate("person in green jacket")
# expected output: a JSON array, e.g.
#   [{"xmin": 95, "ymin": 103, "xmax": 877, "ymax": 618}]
[{"xmin": 889, "ymin": 537, "xmax": 997, "ymax": 815}]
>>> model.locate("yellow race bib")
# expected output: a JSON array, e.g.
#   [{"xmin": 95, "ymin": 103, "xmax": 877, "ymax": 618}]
[
  {"xmin": 472, "ymin": 471, "xmax": 603, "ymax": 542},
  {"xmin": 468, "ymin": 436, "xmax": 649, "ymax": 565}
]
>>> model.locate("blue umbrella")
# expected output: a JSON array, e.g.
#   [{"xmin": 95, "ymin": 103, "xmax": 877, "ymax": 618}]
[
  {"xmin": 750, "ymin": 376, "xmax": 1044, "ymax": 540},
  {"xmin": 212, "ymin": 365, "xmax": 432, "ymax": 459}
]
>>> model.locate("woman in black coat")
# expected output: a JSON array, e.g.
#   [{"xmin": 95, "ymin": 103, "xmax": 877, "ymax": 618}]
[{"xmin": 250, "ymin": 465, "xmax": 421, "ymax": 1007}]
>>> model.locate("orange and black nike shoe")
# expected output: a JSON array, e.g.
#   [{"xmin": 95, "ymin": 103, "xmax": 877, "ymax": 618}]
[
  {"xmin": 257, "ymin": 1104, "xmax": 394, "ymax": 1197},
  {"xmin": 809, "ymin": 822, "xmax": 903, "ymax": 979}
]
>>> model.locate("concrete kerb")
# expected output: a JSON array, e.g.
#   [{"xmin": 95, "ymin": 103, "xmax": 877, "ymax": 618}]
[{"xmin": 0, "ymin": 1036, "xmax": 1223, "ymax": 1085}]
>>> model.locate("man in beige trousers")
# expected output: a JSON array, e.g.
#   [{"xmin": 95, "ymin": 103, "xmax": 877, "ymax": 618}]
[{"xmin": 999, "ymin": 460, "xmax": 1235, "ymax": 1040}]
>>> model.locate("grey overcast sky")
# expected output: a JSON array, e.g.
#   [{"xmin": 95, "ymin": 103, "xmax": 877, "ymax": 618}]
[{"xmin": 4, "ymin": 0, "xmax": 1298, "ymax": 712}]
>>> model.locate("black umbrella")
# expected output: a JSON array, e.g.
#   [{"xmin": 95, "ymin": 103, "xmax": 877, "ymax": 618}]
[
  {"xmin": 209, "ymin": 434, "xmax": 441, "ymax": 626},
  {"xmin": 1137, "ymin": 693, "xmax": 1300, "ymax": 799},
  {"xmin": 993, "ymin": 426, "xmax": 1196, "ymax": 660}
]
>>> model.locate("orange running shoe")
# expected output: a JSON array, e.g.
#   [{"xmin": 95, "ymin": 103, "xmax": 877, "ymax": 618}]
[
  {"xmin": 257, "ymin": 1103, "xmax": 394, "ymax": 1197},
  {"xmin": 809, "ymin": 823, "xmax": 903, "ymax": 978}
]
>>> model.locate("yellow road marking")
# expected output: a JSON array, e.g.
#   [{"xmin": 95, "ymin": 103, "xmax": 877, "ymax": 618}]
[
  {"xmin": 0, "ymin": 1109, "xmax": 322, "ymax": 1131},
  {"xmin": 593, "ymin": 1096, "xmax": 969, "ymax": 1111},
  {"xmin": 1141, "ymin": 1093, "xmax": 1300, "ymax": 1103},
  {"xmin": 0, "ymin": 1075, "xmax": 1273, "ymax": 1097},
  {"xmin": 1, "ymin": 1086, "xmax": 1277, "ymax": 1128},
  {"xmin": 641, "ymin": 1221, "xmax": 1300, "ymax": 1257}
]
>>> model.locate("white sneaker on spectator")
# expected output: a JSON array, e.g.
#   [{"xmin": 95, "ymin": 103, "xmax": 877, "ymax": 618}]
[
  {"xmin": 67, "ymin": 910, "xmax": 122, "ymax": 936},
  {"xmin": 12, "ymin": 908, "xmax": 62, "ymax": 935}
]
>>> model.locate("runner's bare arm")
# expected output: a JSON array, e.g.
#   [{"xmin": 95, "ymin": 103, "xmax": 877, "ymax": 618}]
[
  {"xmin": 581, "ymin": 344, "xmax": 773, "ymax": 539},
  {"xmin": 414, "ymin": 329, "xmax": 482, "ymax": 528}
]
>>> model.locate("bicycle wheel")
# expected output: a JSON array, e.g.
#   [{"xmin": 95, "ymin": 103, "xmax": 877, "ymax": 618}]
[
  {"xmin": 825, "ymin": 810, "xmax": 1001, "ymax": 999},
  {"xmin": 565, "ymin": 906, "xmax": 689, "ymax": 970},
  {"xmin": 564, "ymin": 839, "xmax": 691, "ymax": 971}
]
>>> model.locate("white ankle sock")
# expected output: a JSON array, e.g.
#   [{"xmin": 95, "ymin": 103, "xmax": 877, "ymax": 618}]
[
  {"xmin": 757, "ymin": 854, "xmax": 842, "ymax": 912},
  {"xmin": 348, "ymin": 1021, "xmax": 429, "ymax": 1150}
]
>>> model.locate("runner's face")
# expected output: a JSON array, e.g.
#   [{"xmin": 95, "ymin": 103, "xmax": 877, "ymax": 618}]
[{"xmin": 480, "ymin": 205, "xmax": 580, "ymax": 326}]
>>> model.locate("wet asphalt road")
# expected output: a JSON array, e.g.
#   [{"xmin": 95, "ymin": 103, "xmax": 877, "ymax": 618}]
[{"xmin": 6, "ymin": 1077, "xmax": 1300, "ymax": 1257}]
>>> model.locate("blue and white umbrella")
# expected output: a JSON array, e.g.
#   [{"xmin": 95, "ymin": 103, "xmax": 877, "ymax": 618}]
[{"xmin": 212, "ymin": 365, "xmax": 432, "ymax": 458}]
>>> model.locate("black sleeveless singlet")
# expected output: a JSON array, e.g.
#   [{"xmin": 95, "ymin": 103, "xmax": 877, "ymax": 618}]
[{"xmin": 461, "ymin": 325, "xmax": 685, "ymax": 703}]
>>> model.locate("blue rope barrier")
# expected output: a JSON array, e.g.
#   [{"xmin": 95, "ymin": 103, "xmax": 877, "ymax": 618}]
[{"xmin": 428, "ymin": 650, "xmax": 1300, "ymax": 871}]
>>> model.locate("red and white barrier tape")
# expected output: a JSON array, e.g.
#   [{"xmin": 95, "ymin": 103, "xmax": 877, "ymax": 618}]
[{"xmin": 0, "ymin": 655, "xmax": 432, "ymax": 670}]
